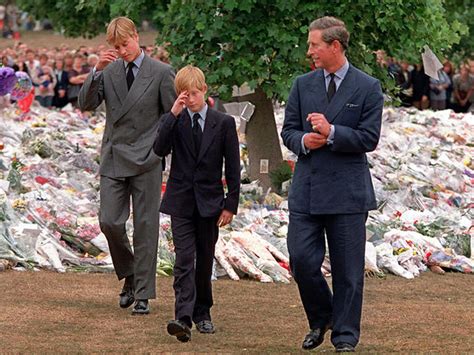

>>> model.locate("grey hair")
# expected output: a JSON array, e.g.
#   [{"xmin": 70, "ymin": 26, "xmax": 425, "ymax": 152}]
[{"xmin": 309, "ymin": 16, "xmax": 350, "ymax": 50}]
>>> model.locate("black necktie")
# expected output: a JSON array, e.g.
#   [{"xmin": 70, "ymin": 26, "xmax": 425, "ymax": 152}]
[
  {"xmin": 327, "ymin": 73, "xmax": 336, "ymax": 102},
  {"xmin": 126, "ymin": 62, "xmax": 135, "ymax": 90},
  {"xmin": 192, "ymin": 113, "xmax": 203, "ymax": 153}
]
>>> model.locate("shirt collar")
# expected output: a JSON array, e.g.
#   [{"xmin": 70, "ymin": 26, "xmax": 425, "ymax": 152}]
[
  {"xmin": 187, "ymin": 103, "xmax": 208, "ymax": 121},
  {"xmin": 324, "ymin": 59, "xmax": 349, "ymax": 80},
  {"xmin": 124, "ymin": 50, "xmax": 145, "ymax": 69}
]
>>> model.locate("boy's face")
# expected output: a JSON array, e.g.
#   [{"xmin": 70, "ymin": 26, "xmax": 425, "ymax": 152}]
[
  {"xmin": 113, "ymin": 33, "xmax": 141, "ymax": 63},
  {"xmin": 183, "ymin": 85, "xmax": 207, "ymax": 112}
]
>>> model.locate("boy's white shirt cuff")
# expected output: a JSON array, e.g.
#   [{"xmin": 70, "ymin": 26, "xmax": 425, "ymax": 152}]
[{"xmin": 92, "ymin": 66, "xmax": 102, "ymax": 79}]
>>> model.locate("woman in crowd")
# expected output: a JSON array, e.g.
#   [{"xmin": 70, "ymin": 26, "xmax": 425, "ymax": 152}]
[{"xmin": 452, "ymin": 64, "xmax": 474, "ymax": 113}]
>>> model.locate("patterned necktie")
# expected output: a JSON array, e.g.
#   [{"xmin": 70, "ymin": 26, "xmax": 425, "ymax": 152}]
[
  {"xmin": 192, "ymin": 113, "xmax": 203, "ymax": 153},
  {"xmin": 126, "ymin": 62, "xmax": 135, "ymax": 90},
  {"xmin": 327, "ymin": 73, "xmax": 336, "ymax": 102}
]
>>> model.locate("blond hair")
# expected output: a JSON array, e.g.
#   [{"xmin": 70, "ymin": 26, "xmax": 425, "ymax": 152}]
[
  {"xmin": 106, "ymin": 17, "xmax": 137, "ymax": 45},
  {"xmin": 175, "ymin": 65, "xmax": 206, "ymax": 94}
]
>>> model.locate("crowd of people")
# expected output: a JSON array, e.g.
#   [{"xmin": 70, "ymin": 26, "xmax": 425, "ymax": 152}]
[
  {"xmin": 1, "ymin": 42, "xmax": 473, "ymax": 114},
  {"xmin": 378, "ymin": 51, "xmax": 474, "ymax": 113},
  {"xmin": 0, "ymin": 42, "xmax": 170, "ymax": 109}
]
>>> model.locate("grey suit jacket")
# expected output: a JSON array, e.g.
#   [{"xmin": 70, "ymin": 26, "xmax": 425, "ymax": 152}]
[
  {"xmin": 281, "ymin": 65, "xmax": 384, "ymax": 215},
  {"xmin": 78, "ymin": 55, "xmax": 176, "ymax": 178}
]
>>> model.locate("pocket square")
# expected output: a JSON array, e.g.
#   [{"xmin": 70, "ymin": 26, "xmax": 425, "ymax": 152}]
[{"xmin": 346, "ymin": 103, "xmax": 359, "ymax": 108}]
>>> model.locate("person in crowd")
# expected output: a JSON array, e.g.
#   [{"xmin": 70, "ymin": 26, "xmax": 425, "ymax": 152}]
[
  {"xmin": 30, "ymin": 54, "xmax": 56, "ymax": 108},
  {"xmin": 52, "ymin": 54, "xmax": 69, "ymax": 108},
  {"xmin": 78, "ymin": 16, "xmax": 176, "ymax": 315},
  {"xmin": 411, "ymin": 63, "xmax": 430, "ymax": 110},
  {"xmin": 468, "ymin": 59, "xmax": 474, "ymax": 76},
  {"xmin": 86, "ymin": 54, "xmax": 99, "ymax": 71},
  {"xmin": 1, "ymin": 55, "xmax": 9, "ymax": 67},
  {"xmin": 67, "ymin": 54, "xmax": 89, "ymax": 108},
  {"xmin": 452, "ymin": 64, "xmax": 474, "ymax": 113},
  {"xmin": 25, "ymin": 48, "xmax": 39, "ymax": 73},
  {"xmin": 394, "ymin": 60, "xmax": 412, "ymax": 107},
  {"xmin": 442, "ymin": 60, "xmax": 454, "ymax": 109},
  {"xmin": 154, "ymin": 65, "xmax": 240, "ymax": 343},
  {"xmin": 9, "ymin": 52, "xmax": 28, "ymax": 75},
  {"xmin": 153, "ymin": 46, "xmax": 170, "ymax": 64},
  {"xmin": 63, "ymin": 51, "xmax": 74, "ymax": 72},
  {"xmin": 429, "ymin": 68, "xmax": 451, "ymax": 110},
  {"xmin": 281, "ymin": 16, "xmax": 383, "ymax": 353},
  {"xmin": 34, "ymin": 65, "xmax": 56, "ymax": 107}
]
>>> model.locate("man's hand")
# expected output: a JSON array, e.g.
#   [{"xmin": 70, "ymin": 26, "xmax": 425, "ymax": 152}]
[
  {"xmin": 96, "ymin": 49, "xmax": 118, "ymax": 71},
  {"xmin": 217, "ymin": 209, "xmax": 234, "ymax": 227},
  {"xmin": 171, "ymin": 91, "xmax": 188, "ymax": 117},
  {"xmin": 307, "ymin": 113, "xmax": 331, "ymax": 137},
  {"xmin": 304, "ymin": 132, "xmax": 327, "ymax": 150}
]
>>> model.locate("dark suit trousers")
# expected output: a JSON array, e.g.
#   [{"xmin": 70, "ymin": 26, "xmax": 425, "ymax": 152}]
[
  {"xmin": 170, "ymin": 210, "xmax": 219, "ymax": 327},
  {"xmin": 99, "ymin": 165, "xmax": 162, "ymax": 300},
  {"xmin": 287, "ymin": 211, "xmax": 367, "ymax": 347}
]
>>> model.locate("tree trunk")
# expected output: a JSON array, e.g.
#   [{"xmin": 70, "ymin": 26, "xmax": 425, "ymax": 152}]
[{"xmin": 235, "ymin": 87, "xmax": 283, "ymax": 191}]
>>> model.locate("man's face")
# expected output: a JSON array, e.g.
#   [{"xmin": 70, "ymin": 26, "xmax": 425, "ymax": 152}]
[
  {"xmin": 184, "ymin": 86, "xmax": 207, "ymax": 112},
  {"xmin": 307, "ymin": 29, "xmax": 334, "ymax": 70},
  {"xmin": 113, "ymin": 33, "xmax": 140, "ymax": 62}
]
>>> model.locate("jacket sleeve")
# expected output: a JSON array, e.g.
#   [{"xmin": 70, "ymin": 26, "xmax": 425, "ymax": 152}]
[
  {"xmin": 153, "ymin": 112, "xmax": 178, "ymax": 157},
  {"xmin": 281, "ymin": 78, "xmax": 305, "ymax": 156},
  {"xmin": 78, "ymin": 70, "xmax": 104, "ymax": 112},
  {"xmin": 331, "ymin": 80, "xmax": 384, "ymax": 153},
  {"xmin": 223, "ymin": 116, "xmax": 241, "ymax": 214}
]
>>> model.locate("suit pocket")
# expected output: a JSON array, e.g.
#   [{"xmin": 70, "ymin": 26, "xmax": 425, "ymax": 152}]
[
  {"xmin": 169, "ymin": 172, "xmax": 184, "ymax": 181},
  {"xmin": 337, "ymin": 107, "xmax": 362, "ymax": 128}
]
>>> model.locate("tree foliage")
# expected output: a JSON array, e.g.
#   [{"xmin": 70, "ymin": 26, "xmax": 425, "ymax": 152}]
[
  {"xmin": 444, "ymin": 0, "xmax": 474, "ymax": 60},
  {"xmin": 18, "ymin": 0, "xmax": 468, "ymax": 96},
  {"xmin": 158, "ymin": 0, "xmax": 467, "ymax": 101},
  {"xmin": 16, "ymin": 0, "xmax": 167, "ymax": 38}
]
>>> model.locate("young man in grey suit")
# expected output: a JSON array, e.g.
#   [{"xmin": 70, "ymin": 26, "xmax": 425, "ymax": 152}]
[
  {"xmin": 281, "ymin": 17, "xmax": 384, "ymax": 352},
  {"xmin": 78, "ymin": 17, "xmax": 176, "ymax": 315}
]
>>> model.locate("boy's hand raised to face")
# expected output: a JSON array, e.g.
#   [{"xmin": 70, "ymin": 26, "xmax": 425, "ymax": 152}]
[
  {"xmin": 96, "ymin": 49, "xmax": 118, "ymax": 71},
  {"xmin": 171, "ymin": 91, "xmax": 188, "ymax": 117}
]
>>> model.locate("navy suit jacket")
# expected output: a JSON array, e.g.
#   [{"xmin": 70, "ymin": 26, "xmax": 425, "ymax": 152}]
[
  {"xmin": 281, "ymin": 64, "xmax": 384, "ymax": 215},
  {"xmin": 153, "ymin": 108, "xmax": 241, "ymax": 218}
]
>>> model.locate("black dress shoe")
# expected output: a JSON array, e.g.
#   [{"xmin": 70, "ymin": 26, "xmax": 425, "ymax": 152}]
[
  {"xmin": 335, "ymin": 343, "xmax": 355, "ymax": 352},
  {"xmin": 119, "ymin": 288, "xmax": 135, "ymax": 308},
  {"xmin": 195, "ymin": 320, "xmax": 215, "ymax": 334},
  {"xmin": 131, "ymin": 299, "xmax": 149, "ymax": 315},
  {"xmin": 302, "ymin": 324, "xmax": 331, "ymax": 350},
  {"xmin": 167, "ymin": 320, "xmax": 191, "ymax": 342}
]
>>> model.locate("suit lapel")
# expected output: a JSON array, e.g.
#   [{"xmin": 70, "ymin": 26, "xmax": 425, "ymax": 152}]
[
  {"xmin": 308, "ymin": 69, "xmax": 328, "ymax": 114},
  {"xmin": 113, "ymin": 55, "xmax": 155, "ymax": 124},
  {"xmin": 179, "ymin": 111, "xmax": 197, "ymax": 159},
  {"xmin": 196, "ymin": 109, "xmax": 217, "ymax": 164},
  {"xmin": 111, "ymin": 59, "xmax": 128, "ymax": 105},
  {"xmin": 324, "ymin": 65, "xmax": 359, "ymax": 123}
]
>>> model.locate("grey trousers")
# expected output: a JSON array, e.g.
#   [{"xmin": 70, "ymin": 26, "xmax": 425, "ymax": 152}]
[{"xmin": 99, "ymin": 165, "xmax": 162, "ymax": 299}]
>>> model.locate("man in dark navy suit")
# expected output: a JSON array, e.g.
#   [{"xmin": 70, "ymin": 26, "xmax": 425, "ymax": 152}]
[{"xmin": 281, "ymin": 17, "xmax": 384, "ymax": 353}]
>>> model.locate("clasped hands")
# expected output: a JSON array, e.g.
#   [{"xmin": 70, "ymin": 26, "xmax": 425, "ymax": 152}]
[{"xmin": 304, "ymin": 113, "xmax": 331, "ymax": 150}]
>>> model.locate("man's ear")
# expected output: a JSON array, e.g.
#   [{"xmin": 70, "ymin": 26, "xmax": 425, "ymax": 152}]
[{"xmin": 203, "ymin": 84, "xmax": 208, "ymax": 95}]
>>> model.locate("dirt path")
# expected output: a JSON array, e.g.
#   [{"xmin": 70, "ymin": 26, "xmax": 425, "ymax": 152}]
[{"xmin": 0, "ymin": 271, "xmax": 472, "ymax": 353}]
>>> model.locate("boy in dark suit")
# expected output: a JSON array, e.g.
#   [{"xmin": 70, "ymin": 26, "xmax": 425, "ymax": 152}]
[{"xmin": 153, "ymin": 65, "xmax": 240, "ymax": 342}]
